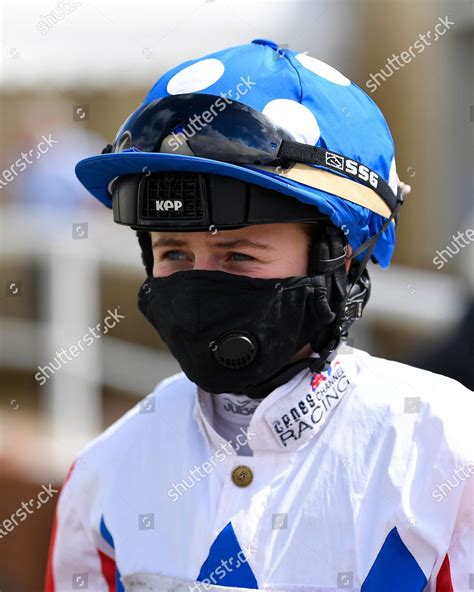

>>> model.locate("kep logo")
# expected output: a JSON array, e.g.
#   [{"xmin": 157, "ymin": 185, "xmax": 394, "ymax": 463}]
[{"xmin": 156, "ymin": 199, "xmax": 184, "ymax": 212}]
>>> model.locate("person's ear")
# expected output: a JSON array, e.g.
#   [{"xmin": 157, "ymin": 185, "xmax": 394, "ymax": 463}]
[{"xmin": 345, "ymin": 245, "xmax": 353, "ymax": 273}]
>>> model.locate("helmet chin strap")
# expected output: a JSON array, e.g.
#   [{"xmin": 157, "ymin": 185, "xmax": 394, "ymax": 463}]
[{"xmin": 241, "ymin": 194, "xmax": 404, "ymax": 400}]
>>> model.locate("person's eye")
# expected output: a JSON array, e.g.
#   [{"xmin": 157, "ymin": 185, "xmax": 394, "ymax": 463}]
[
  {"xmin": 229, "ymin": 252, "xmax": 255, "ymax": 262},
  {"xmin": 163, "ymin": 250, "xmax": 187, "ymax": 261}
]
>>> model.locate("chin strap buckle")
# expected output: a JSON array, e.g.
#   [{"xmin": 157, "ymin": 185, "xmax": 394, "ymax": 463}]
[{"xmin": 343, "ymin": 298, "xmax": 364, "ymax": 322}]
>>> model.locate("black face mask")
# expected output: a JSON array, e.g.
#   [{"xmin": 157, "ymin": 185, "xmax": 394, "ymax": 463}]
[{"xmin": 138, "ymin": 269, "xmax": 336, "ymax": 397}]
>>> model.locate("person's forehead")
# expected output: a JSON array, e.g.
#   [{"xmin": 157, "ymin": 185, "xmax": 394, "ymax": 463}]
[
  {"xmin": 151, "ymin": 222, "xmax": 309, "ymax": 238},
  {"xmin": 150, "ymin": 223, "xmax": 303, "ymax": 248},
  {"xmin": 150, "ymin": 230, "xmax": 272, "ymax": 250}
]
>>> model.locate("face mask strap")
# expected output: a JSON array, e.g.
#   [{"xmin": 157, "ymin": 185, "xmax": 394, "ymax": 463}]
[
  {"xmin": 137, "ymin": 230, "xmax": 154, "ymax": 277},
  {"xmin": 306, "ymin": 190, "xmax": 404, "ymax": 374}
]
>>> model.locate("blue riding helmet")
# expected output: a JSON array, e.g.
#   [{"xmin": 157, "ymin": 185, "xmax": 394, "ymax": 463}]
[{"xmin": 75, "ymin": 39, "xmax": 406, "ymax": 268}]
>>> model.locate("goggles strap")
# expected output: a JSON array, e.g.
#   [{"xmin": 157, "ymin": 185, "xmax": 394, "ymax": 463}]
[{"xmin": 278, "ymin": 140, "xmax": 397, "ymax": 216}]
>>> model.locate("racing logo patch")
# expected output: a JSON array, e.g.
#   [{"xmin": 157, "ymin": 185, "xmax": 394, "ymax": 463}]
[{"xmin": 264, "ymin": 361, "xmax": 351, "ymax": 450}]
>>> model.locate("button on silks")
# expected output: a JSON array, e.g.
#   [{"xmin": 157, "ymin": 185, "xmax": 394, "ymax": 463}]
[{"xmin": 231, "ymin": 465, "xmax": 254, "ymax": 487}]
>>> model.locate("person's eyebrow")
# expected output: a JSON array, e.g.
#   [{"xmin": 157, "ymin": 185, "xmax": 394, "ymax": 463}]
[
  {"xmin": 211, "ymin": 239, "xmax": 272, "ymax": 250},
  {"xmin": 151, "ymin": 237, "xmax": 272, "ymax": 250},
  {"xmin": 151, "ymin": 237, "xmax": 188, "ymax": 249}
]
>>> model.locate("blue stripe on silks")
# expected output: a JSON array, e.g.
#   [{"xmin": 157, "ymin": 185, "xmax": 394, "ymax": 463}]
[
  {"xmin": 100, "ymin": 515, "xmax": 125, "ymax": 592},
  {"xmin": 361, "ymin": 527, "xmax": 427, "ymax": 592},
  {"xmin": 100, "ymin": 515, "xmax": 115, "ymax": 548},
  {"xmin": 197, "ymin": 522, "xmax": 258, "ymax": 588}
]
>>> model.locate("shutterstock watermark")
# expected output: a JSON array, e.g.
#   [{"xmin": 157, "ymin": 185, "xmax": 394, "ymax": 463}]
[
  {"xmin": 167, "ymin": 427, "xmax": 256, "ymax": 502},
  {"xmin": 188, "ymin": 545, "xmax": 257, "ymax": 591},
  {"xmin": 432, "ymin": 462, "xmax": 474, "ymax": 502},
  {"xmin": 35, "ymin": 307, "xmax": 125, "ymax": 385},
  {"xmin": 167, "ymin": 75, "xmax": 257, "ymax": 152},
  {"xmin": 36, "ymin": 0, "xmax": 83, "ymax": 35},
  {"xmin": 432, "ymin": 227, "xmax": 474, "ymax": 270},
  {"xmin": 0, "ymin": 134, "xmax": 59, "ymax": 190},
  {"xmin": 0, "ymin": 483, "xmax": 58, "ymax": 539},
  {"xmin": 366, "ymin": 15, "xmax": 455, "ymax": 93}
]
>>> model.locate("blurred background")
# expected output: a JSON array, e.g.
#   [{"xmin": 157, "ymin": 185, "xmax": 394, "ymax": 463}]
[{"xmin": 0, "ymin": 0, "xmax": 473, "ymax": 589}]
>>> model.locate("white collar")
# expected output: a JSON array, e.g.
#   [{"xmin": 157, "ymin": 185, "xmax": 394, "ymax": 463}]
[{"xmin": 194, "ymin": 352, "xmax": 360, "ymax": 454}]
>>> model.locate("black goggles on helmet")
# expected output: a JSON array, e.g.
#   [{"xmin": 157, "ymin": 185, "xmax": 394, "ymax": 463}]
[
  {"xmin": 109, "ymin": 93, "xmax": 294, "ymax": 165},
  {"xmin": 103, "ymin": 93, "xmax": 403, "ymax": 230}
]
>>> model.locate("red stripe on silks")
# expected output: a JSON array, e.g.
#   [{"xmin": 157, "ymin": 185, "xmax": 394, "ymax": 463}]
[
  {"xmin": 44, "ymin": 510, "xmax": 58, "ymax": 592},
  {"xmin": 44, "ymin": 462, "xmax": 76, "ymax": 592},
  {"xmin": 436, "ymin": 555, "xmax": 454, "ymax": 592},
  {"xmin": 98, "ymin": 549, "xmax": 117, "ymax": 592}
]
